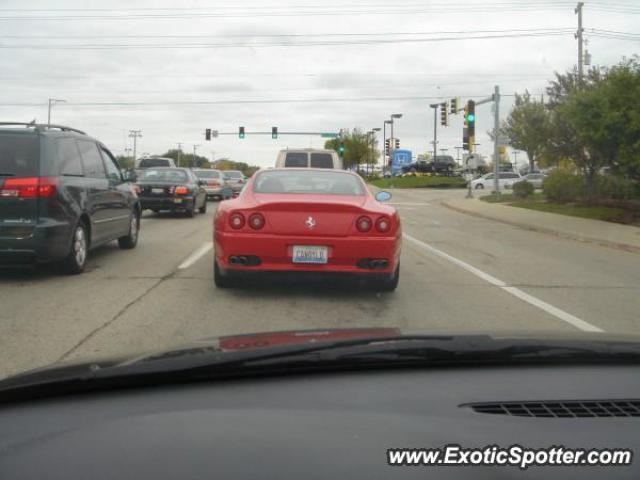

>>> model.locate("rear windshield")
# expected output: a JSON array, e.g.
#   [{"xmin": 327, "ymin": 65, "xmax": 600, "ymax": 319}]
[
  {"xmin": 223, "ymin": 171, "xmax": 243, "ymax": 179},
  {"xmin": 138, "ymin": 169, "xmax": 188, "ymax": 182},
  {"xmin": 254, "ymin": 170, "xmax": 365, "ymax": 195},
  {"xmin": 310, "ymin": 153, "xmax": 334, "ymax": 169},
  {"xmin": 0, "ymin": 133, "xmax": 39, "ymax": 177},
  {"xmin": 194, "ymin": 170, "xmax": 220, "ymax": 179},
  {"xmin": 284, "ymin": 153, "xmax": 308, "ymax": 168},
  {"xmin": 138, "ymin": 158, "xmax": 171, "ymax": 168}
]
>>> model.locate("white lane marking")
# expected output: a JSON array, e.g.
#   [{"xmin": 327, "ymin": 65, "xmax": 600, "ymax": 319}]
[
  {"xmin": 403, "ymin": 233, "xmax": 604, "ymax": 333},
  {"xmin": 178, "ymin": 242, "xmax": 213, "ymax": 270},
  {"xmin": 389, "ymin": 202, "xmax": 431, "ymax": 206}
]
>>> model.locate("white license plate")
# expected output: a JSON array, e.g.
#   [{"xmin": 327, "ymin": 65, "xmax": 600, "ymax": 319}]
[
  {"xmin": 151, "ymin": 188, "xmax": 164, "ymax": 194},
  {"xmin": 173, "ymin": 198, "xmax": 183, "ymax": 204},
  {"xmin": 292, "ymin": 245, "xmax": 328, "ymax": 264}
]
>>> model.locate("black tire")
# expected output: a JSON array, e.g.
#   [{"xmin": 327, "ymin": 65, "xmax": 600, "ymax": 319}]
[
  {"xmin": 475, "ymin": 184, "xmax": 484, "ymax": 190},
  {"xmin": 199, "ymin": 198, "xmax": 207, "ymax": 214},
  {"xmin": 214, "ymin": 260, "xmax": 234, "ymax": 288},
  {"xmin": 374, "ymin": 263, "xmax": 400, "ymax": 292},
  {"xmin": 186, "ymin": 200, "xmax": 196, "ymax": 218},
  {"xmin": 61, "ymin": 222, "xmax": 89, "ymax": 275},
  {"xmin": 151, "ymin": 209, "xmax": 160, "ymax": 213},
  {"xmin": 118, "ymin": 213, "xmax": 140, "ymax": 249}
]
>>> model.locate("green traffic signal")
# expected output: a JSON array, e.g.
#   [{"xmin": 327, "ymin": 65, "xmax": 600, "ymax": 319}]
[
  {"xmin": 338, "ymin": 143, "xmax": 345, "ymax": 154},
  {"xmin": 467, "ymin": 114, "xmax": 476, "ymax": 122},
  {"xmin": 239, "ymin": 126, "xmax": 245, "ymax": 139}
]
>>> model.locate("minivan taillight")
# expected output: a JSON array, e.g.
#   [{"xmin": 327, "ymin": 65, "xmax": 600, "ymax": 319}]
[{"xmin": 0, "ymin": 177, "xmax": 58, "ymax": 198}]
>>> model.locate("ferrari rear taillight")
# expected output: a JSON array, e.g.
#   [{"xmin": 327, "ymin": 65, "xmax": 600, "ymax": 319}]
[
  {"xmin": 375, "ymin": 216, "xmax": 391, "ymax": 233},
  {"xmin": 0, "ymin": 176, "xmax": 58, "ymax": 198},
  {"xmin": 248, "ymin": 213, "xmax": 265, "ymax": 230},
  {"xmin": 229, "ymin": 213, "xmax": 245, "ymax": 229},
  {"xmin": 356, "ymin": 216, "xmax": 372, "ymax": 232},
  {"xmin": 174, "ymin": 186, "xmax": 189, "ymax": 195}
]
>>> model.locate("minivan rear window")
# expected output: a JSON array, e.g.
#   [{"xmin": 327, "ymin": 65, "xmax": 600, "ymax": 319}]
[
  {"xmin": 138, "ymin": 158, "xmax": 172, "ymax": 168},
  {"xmin": 310, "ymin": 153, "xmax": 333, "ymax": 168},
  {"xmin": 284, "ymin": 153, "xmax": 308, "ymax": 168},
  {"xmin": 0, "ymin": 133, "xmax": 39, "ymax": 177}
]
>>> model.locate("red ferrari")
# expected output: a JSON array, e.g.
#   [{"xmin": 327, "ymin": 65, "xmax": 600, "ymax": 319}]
[{"xmin": 213, "ymin": 168, "xmax": 401, "ymax": 290}]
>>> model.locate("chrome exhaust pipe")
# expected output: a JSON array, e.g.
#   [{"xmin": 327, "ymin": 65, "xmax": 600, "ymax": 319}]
[
  {"xmin": 237, "ymin": 256, "xmax": 248, "ymax": 266},
  {"xmin": 229, "ymin": 256, "xmax": 240, "ymax": 265}
]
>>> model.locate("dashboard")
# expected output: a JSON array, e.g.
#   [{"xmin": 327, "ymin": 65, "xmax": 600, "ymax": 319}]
[{"xmin": 1, "ymin": 364, "xmax": 639, "ymax": 479}]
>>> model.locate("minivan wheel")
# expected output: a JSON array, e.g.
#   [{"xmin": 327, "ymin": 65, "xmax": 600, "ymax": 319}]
[
  {"xmin": 475, "ymin": 184, "xmax": 484, "ymax": 189},
  {"xmin": 118, "ymin": 213, "xmax": 140, "ymax": 249},
  {"xmin": 61, "ymin": 223, "xmax": 89, "ymax": 274},
  {"xmin": 186, "ymin": 200, "xmax": 196, "ymax": 218},
  {"xmin": 199, "ymin": 199, "xmax": 207, "ymax": 214}
]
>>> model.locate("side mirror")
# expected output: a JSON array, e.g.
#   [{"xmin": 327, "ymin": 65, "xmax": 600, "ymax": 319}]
[{"xmin": 375, "ymin": 191, "xmax": 392, "ymax": 202}]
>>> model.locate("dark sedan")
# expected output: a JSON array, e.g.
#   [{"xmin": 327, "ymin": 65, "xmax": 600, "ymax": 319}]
[{"xmin": 135, "ymin": 168, "xmax": 207, "ymax": 217}]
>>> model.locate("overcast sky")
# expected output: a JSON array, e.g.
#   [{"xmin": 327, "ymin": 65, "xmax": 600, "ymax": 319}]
[{"xmin": 0, "ymin": 0, "xmax": 638, "ymax": 168}]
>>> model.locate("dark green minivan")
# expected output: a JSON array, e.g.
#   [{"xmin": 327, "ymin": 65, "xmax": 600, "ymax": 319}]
[{"xmin": 0, "ymin": 123, "xmax": 141, "ymax": 273}]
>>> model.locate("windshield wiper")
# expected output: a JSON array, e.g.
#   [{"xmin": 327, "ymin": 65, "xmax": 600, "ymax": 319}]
[{"xmin": 1, "ymin": 336, "xmax": 639, "ymax": 403}]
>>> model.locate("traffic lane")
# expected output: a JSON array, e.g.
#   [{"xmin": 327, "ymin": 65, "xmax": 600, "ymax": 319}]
[
  {"xmin": 0, "ymin": 205, "xmax": 217, "ymax": 379},
  {"xmin": 389, "ymin": 189, "xmax": 640, "ymax": 334},
  {"xmin": 64, "ymin": 236, "xmax": 574, "ymax": 365}
]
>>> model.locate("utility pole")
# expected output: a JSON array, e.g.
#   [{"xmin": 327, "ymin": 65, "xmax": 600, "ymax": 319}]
[
  {"xmin": 430, "ymin": 104, "xmax": 438, "ymax": 163},
  {"xmin": 575, "ymin": 2, "xmax": 584, "ymax": 86},
  {"xmin": 193, "ymin": 144, "xmax": 200, "ymax": 168},
  {"xmin": 47, "ymin": 98, "xmax": 66, "ymax": 128},
  {"xmin": 128, "ymin": 130, "xmax": 142, "ymax": 165},
  {"xmin": 455, "ymin": 146, "xmax": 462, "ymax": 166},
  {"xmin": 493, "ymin": 85, "xmax": 501, "ymax": 194},
  {"xmin": 177, "ymin": 142, "xmax": 183, "ymax": 167}
]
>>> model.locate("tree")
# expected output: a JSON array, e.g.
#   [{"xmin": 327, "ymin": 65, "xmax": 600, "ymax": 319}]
[
  {"xmin": 115, "ymin": 155, "xmax": 134, "ymax": 170},
  {"xmin": 211, "ymin": 159, "xmax": 260, "ymax": 177},
  {"xmin": 159, "ymin": 149, "xmax": 210, "ymax": 168},
  {"xmin": 499, "ymin": 91, "xmax": 551, "ymax": 173},
  {"xmin": 325, "ymin": 128, "xmax": 379, "ymax": 170},
  {"xmin": 551, "ymin": 57, "xmax": 640, "ymax": 199}
]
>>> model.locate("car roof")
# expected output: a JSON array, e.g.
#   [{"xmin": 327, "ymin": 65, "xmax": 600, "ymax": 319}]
[{"xmin": 259, "ymin": 168, "xmax": 358, "ymax": 177}]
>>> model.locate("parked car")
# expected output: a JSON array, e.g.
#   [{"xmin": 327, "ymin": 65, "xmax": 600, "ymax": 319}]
[
  {"xmin": 275, "ymin": 149, "xmax": 343, "ymax": 169},
  {"xmin": 0, "ymin": 122, "xmax": 141, "ymax": 273},
  {"xmin": 135, "ymin": 167, "xmax": 207, "ymax": 217},
  {"xmin": 221, "ymin": 170, "xmax": 247, "ymax": 194},
  {"xmin": 213, "ymin": 168, "xmax": 401, "ymax": 291},
  {"xmin": 513, "ymin": 172, "xmax": 547, "ymax": 189},
  {"xmin": 402, "ymin": 155, "xmax": 456, "ymax": 175},
  {"xmin": 191, "ymin": 168, "xmax": 232, "ymax": 201},
  {"xmin": 136, "ymin": 157, "xmax": 176, "ymax": 169},
  {"xmin": 470, "ymin": 171, "xmax": 522, "ymax": 190}
]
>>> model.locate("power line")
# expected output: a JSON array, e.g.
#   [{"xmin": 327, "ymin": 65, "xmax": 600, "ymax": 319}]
[
  {"xmin": 0, "ymin": 94, "xmax": 541, "ymax": 107},
  {"xmin": 0, "ymin": 30, "xmax": 574, "ymax": 49}
]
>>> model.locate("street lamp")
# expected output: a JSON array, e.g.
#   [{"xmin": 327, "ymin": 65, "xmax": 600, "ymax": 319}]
[
  {"xmin": 47, "ymin": 98, "xmax": 66, "ymax": 127},
  {"xmin": 389, "ymin": 114, "xmax": 403, "ymax": 171},
  {"xmin": 371, "ymin": 127, "xmax": 381, "ymax": 174}
]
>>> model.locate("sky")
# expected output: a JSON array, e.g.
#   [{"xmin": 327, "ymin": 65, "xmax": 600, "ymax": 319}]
[{"xmin": 0, "ymin": 0, "xmax": 638, "ymax": 169}]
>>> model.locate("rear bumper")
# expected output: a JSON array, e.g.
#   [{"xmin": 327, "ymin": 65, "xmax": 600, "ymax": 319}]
[
  {"xmin": 214, "ymin": 230, "xmax": 400, "ymax": 275},
  {"xmin": 139, "ymin": 196, "xmax": 194, "ymax": 210},
  {"xmin": 0, "ymin": 219, "xmax": 72, "ymax": 265}
]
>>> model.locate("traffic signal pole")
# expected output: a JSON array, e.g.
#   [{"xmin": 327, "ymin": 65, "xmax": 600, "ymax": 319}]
[{"xmin": 492, "ymin": 85, "xmax": 501, "ymax": 194}]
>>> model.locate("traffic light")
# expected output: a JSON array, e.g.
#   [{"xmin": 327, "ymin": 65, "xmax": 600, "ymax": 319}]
[
  {"xmin": 239, "ymin": 126, "xmax": 245, "ymax": 139},
  {"xmin": 205, "ymin": 128, "xmax": 211, "ymax": 141},
  {"xmin": 271, "ymin": 126, "xmax": 278, "ymax": 139},
  {"xmin": 440, "ymin": 102, "xmax": 449, "ymax": 126},
  {"xmin": 450, "ymin": 97, "xmax": 459, "ymax": 115},
  {"xmin": 463, "ymin": 127, "xmax": 470, "ymax": 151},
  {"xmin": 338, "ymin": 142, "xmax": 345, "ymax": 155},
  {"xmin": 394, "ymin": 139, "xmax": 400, "ymax": 149},
  {"xmin": 467, "ymin": 100, "xmax": 476, "ymax": 137},
  {"xmin": 385, "ymin": 139, "xmax": 390, "ymax": 155}
]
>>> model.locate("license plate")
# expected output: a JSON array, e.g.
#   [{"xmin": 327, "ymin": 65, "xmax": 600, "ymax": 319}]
[
  {"xmin": 292, "ymin": 245, "xmax": 328, "ymax": 264},
  {"xmin": 151, "ymin": 188, "xmax": 164, "ymax": 194},
  {"xmin": 173, "ymin": 198, "xmax": 183, "ymax": 204}
]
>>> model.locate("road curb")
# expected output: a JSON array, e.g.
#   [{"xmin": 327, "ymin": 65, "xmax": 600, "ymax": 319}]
[{"xmin": 442, "ymin": 200, "xmax": 640, "ymax": 255}]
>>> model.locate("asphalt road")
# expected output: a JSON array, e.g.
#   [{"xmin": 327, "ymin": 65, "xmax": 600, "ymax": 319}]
[{"xmin": 2, "ymin": 188, "xmax": 639, "ymax": 379}]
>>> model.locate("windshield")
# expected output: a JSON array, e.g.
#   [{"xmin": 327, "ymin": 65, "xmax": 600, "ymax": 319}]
[
  {"xmin": 138, "ymin": 169, "xmax": 188, "ymax": 182},
  {"xmin": 0, "ymin": 133, "xmax": 40, "ymax": 176},
  {"xmin": 223, "ymin": 171, "xmax": 243, "ymax": 179},
  {"xmin": 254, "ymin": 170, "xmax": 365, "ymax": 195},
  {"xmin": 194, "ymin": 170, "xmax": 220, "ymax": 179},
  {"xmin": 1, "ymin": 0, "xmax": 639, "ymax": 404}
]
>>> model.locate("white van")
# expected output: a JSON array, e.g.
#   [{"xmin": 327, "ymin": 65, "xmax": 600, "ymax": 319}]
[
  {"xmin": 136, "ymin": 157, "xmax": 177, "ymax": 169},
  {"xmin": 275, "ymin": 149, "xmax": 343, "ymax": 170}
]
